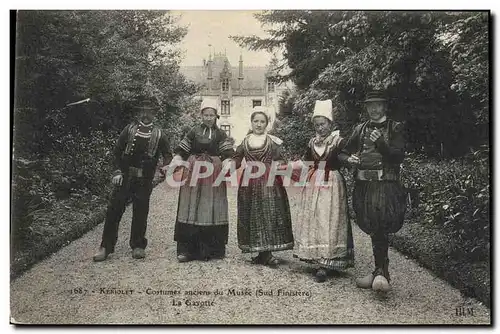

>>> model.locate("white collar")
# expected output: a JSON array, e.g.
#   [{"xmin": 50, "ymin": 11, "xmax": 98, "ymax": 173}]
[{"xmin": 139, "ymin": 121, "xmax": 153, "ymax": 127}]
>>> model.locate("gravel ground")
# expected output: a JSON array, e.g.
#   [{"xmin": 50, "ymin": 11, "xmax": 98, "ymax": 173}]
[{"xmin": 10, "ymin": 183, "xmax": 491, "ymax": 325}]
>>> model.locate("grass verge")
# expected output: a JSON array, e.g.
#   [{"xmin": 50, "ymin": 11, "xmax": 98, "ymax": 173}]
[{"xmin": 11, "ymin": 176, "xmax": 165, "ymax": 280}]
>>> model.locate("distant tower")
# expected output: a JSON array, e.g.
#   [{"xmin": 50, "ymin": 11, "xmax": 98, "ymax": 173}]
[
  {"xmin": 207, "ymin": 47, "xmax": 213, "ymax": 92},
  {"xmin": 220, "ymin": 57, "xmax": 232, "ymax": 95},
  {"xmin": 238, "ymin": 53, "xmax": 244, "ymax": 91}
]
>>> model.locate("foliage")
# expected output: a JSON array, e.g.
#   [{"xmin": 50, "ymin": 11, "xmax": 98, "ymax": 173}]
[
  {"xmin": 232, "ymin": 11, "xmax": 489, "ymax": 157},
  {"xmin": 158, "ymin": 95, "xmax": 202, "ymax": 150},
  {"xmin": 401, "ymin": 149, "xmax": 490, "ymax": 261},
  {"xmin": 273, "ymin": 88, "xmax": 314, "ymax": 159},
  {"xmin": 12, "ymin": 10, "xmax": 194, "ymax": 250},
  {"xmin": 11, "ymin": 130, "xmax": 116, "ymax": 246},
  {"xmin": 442, "ymin": 12, "xmax": 489, "ymax": 142},
  {"xmin": 14, "ymin": 10, "xmax": 196, "ymax": 155}
]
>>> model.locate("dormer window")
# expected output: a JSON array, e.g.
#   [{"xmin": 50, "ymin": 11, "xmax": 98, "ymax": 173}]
[
  {"xmin": 267, "ymin": 80, "xmax": 275, "ymax": 92},
  {"xmin": 222, "ymin": 79, "xmax": 229, "ymax": 91},
  {"xmin": 221, "ymin": 100, "xmax": 230, "ymax": 115}
]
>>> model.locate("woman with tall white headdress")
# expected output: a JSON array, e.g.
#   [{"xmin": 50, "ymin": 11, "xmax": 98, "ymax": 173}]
[
  {"xmin": 230, "ymin": 106, "xmax": 294, "ymax": 267},
  {"xmin": 293, "ymin": 99, "xmax": 354, "ymax": 282},
  {"xmin": 170, "ymin": 97, "xmax": 234, "ymax": 262}
]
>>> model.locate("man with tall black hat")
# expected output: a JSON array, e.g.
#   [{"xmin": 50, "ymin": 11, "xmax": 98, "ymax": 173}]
[
  {"xmin": 93, "ymin": 97, "xmax": 172, "ymax": 261},
  {"xmin": 339, "ymin": 90, "xmax": 406, "ymax": 292}
]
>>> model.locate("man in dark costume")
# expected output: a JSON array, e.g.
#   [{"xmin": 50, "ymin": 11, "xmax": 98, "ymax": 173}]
[
  {"xmin": 339, "ymin": 90, "xmax": 406, "ymax": 292},
  {"xmin": 93, "ymin": 97, "xmax": 172, "ymax": 261}
]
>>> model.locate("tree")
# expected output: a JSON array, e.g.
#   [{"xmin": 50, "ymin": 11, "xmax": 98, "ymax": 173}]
[{"xmin": 14, "ymin": 10, "xmax": 196, "ymax": 156}]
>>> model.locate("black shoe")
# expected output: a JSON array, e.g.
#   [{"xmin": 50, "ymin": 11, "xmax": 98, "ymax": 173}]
[
  {"xmin": 315, "ymin": 269, "xmax": 327, "ymax": 283},
  {"xmin": 132, "ymin": 248, "xmax": 146, "ymax": 259},
  {"xmin": 177, "ymin": 254, "xmax": 192, "ymax": 263},
  {"xmin": 93, "ymin": 247, "xmax": 110, "ymax": 262}
]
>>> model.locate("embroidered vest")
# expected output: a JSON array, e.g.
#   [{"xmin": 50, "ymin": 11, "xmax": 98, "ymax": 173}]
[{"xmin": 124, "ymin": 123, "xmax": 162, "ymax": 158}]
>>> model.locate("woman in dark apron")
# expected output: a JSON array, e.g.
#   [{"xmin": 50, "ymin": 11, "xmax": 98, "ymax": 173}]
[{"xmin": 171, "ymin": 98, "xmax": 234, "ymax": 262}]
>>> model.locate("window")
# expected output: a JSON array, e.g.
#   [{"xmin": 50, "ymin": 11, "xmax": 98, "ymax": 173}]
[
  {"xmin": 221, "ymin": 79, "xmax": 229, "ymax": 91},
  {"xmin": 221, "ymin": 100, "xmax": 230, "ymax": 115},
  {"xmin": 220, "ymin": 124, "xmax": 231, "ymax": 137},
  {"xmin": 267, "ymin": 80, "xmax": 275, "ymax": 92},
  {"xmin": 252, "ymin": 100, "xmax": 262, "ymax": 108}
]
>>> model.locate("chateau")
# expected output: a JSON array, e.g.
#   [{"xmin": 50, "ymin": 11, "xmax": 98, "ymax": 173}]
[{"xmin": 181, "ymin": 51, "xmax": 288, "ymax": 145}]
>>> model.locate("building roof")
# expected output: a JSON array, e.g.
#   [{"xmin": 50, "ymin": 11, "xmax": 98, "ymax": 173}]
[{"xmin": 180, "ymin": 54, "xmax": 271, "ymax": 93}]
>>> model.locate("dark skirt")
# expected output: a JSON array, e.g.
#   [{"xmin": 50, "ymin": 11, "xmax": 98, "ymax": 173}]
[
  {"xmin": 237, "ymin": 175, "xmax": 294, "ymax": 253},
  {"xmin": 174, "ymin": 222, "xmax": 228, "ymax": 259},
  {"xmin": 352, "ymin": 180, "xmax": 406, "ymax": 235},
  {"xmin": 174, "ymin": 154, "xmax": 229, "ymax": 258}
]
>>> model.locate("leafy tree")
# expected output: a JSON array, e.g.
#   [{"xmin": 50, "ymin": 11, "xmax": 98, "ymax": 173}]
[{"xmin": 14, "ymin": 10, "xmax": 195, "ymax": 156}]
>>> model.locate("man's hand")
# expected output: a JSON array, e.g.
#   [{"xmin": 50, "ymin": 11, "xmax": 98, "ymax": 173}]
[
  {"xmin": 160, "ymin": 165, "xmax": 170, "ymax": 175},
  {"xmin": 112, "ymin": 174, "xmax": 123, "ymax": 186},
  {"xmin": 347, "ymin": 155, "xmax": 360, "ymax": 166},
  {"xmin": 370, "ymin": 129, "xmax": 383, "ymax": 142}
]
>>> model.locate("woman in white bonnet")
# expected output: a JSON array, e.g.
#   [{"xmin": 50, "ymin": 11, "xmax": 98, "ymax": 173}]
[
  {"xmin": 293, "ymin": 99, "xmax": 354, "ymax": 282},
  {"xmin": 170, "ymin": 98, "xmax": 234, "ymax": 262}
]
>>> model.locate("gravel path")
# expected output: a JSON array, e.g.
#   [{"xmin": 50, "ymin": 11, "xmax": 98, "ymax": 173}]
[{"xmin": 10, "ymin": 183, "xmax": 490, "ymax": 324}]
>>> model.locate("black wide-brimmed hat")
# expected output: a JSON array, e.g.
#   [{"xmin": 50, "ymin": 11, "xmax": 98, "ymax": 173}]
[
  {"xmin": 133, "ymin": 96, "xmax": 160, "ymax": 112},
  {"xmin": 363, "ymin": 90, "xmax": 387, "ymax": 103}
]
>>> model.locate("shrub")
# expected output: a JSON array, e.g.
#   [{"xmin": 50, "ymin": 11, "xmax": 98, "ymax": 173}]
[
  {"xmin": 11, "ymin": 129, "xmax": 117, "ymax": 251},
  {"xmin": 401, "ymin": 148, "xmax": 490, "ymax": 261}
]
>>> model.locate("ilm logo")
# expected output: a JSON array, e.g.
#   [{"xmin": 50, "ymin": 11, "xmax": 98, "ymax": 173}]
[{"xmin": 455, "ymin": 306, "xmax": 475, "ymax": 317}]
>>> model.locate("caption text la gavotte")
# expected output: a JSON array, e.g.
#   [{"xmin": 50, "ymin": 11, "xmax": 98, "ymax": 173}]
[{"xmin": 69, "ymin": 287, "xmax": 312, "ymax": 307}]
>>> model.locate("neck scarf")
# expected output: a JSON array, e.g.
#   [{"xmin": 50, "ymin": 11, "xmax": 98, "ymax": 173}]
[{"xmin": 202, "ymin": 123, "xmax": 216, "ymax": 139}]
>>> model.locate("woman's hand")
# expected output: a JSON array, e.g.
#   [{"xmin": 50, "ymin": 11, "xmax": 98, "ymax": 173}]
[
  {"xmin": 168, "ymin": 155, "xmax": 189, "ymax": 172},
  {"xmin": 290, "ymin": 160, "xmax": 306, "ymax": 170},
  {"xmin": 222, "ymin": 158, "xmax": 234, "ymax": 171}
]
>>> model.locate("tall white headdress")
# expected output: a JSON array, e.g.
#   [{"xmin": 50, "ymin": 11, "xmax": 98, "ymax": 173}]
[{"xmin": 311, "ymin": 99, "xmax": 333, "ymax": 123}]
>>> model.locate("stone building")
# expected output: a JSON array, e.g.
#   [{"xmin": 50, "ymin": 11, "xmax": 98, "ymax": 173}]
[{"xmin": 180, "ymin": 51, "xmax": 288, "ymax": 145}]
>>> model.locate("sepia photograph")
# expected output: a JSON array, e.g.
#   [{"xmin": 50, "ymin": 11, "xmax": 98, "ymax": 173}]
[{"xmin": 9, "ymin": 8, "xmax": 491, "ymax": 325}]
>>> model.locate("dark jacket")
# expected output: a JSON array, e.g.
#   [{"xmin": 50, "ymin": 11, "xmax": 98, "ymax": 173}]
[
  {"xmin": 338, "ymin": 119, "xmax": 405, "ymax": 176},
  {"xmin": 112, "ymin": 121, "xmax": 172, "ymax": 179}
]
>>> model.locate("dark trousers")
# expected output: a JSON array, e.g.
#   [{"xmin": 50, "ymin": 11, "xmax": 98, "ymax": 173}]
[
  {"xmin": 100, "ymin": 175, "xmax": 153, "ymax": 253},
  {"xmin": 371, "ymin": 232, "xmax": 390, "ymax": 280}
]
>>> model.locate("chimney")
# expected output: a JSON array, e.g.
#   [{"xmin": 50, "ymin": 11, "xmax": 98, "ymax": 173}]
[{"xmin": 238, "ymin": 53, "xmax": 244, "ymax": 90}]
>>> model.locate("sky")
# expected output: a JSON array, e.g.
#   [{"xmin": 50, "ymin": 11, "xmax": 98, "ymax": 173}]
[{"xmin": 172, "ymin": 10, "xmax": 275, "ymax": 67}]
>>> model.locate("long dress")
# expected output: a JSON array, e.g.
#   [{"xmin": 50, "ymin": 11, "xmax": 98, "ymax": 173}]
[
  {"xmin": 173, "ymin": 124, "xmax": 234, "ymax": 259},
  {"xmin": 293, "ymin": 131, "xmax": 354, "ymax": 271},
  {"xmin": 233, "ymin": 134, "xmax": 294, "ymax": 253}
]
